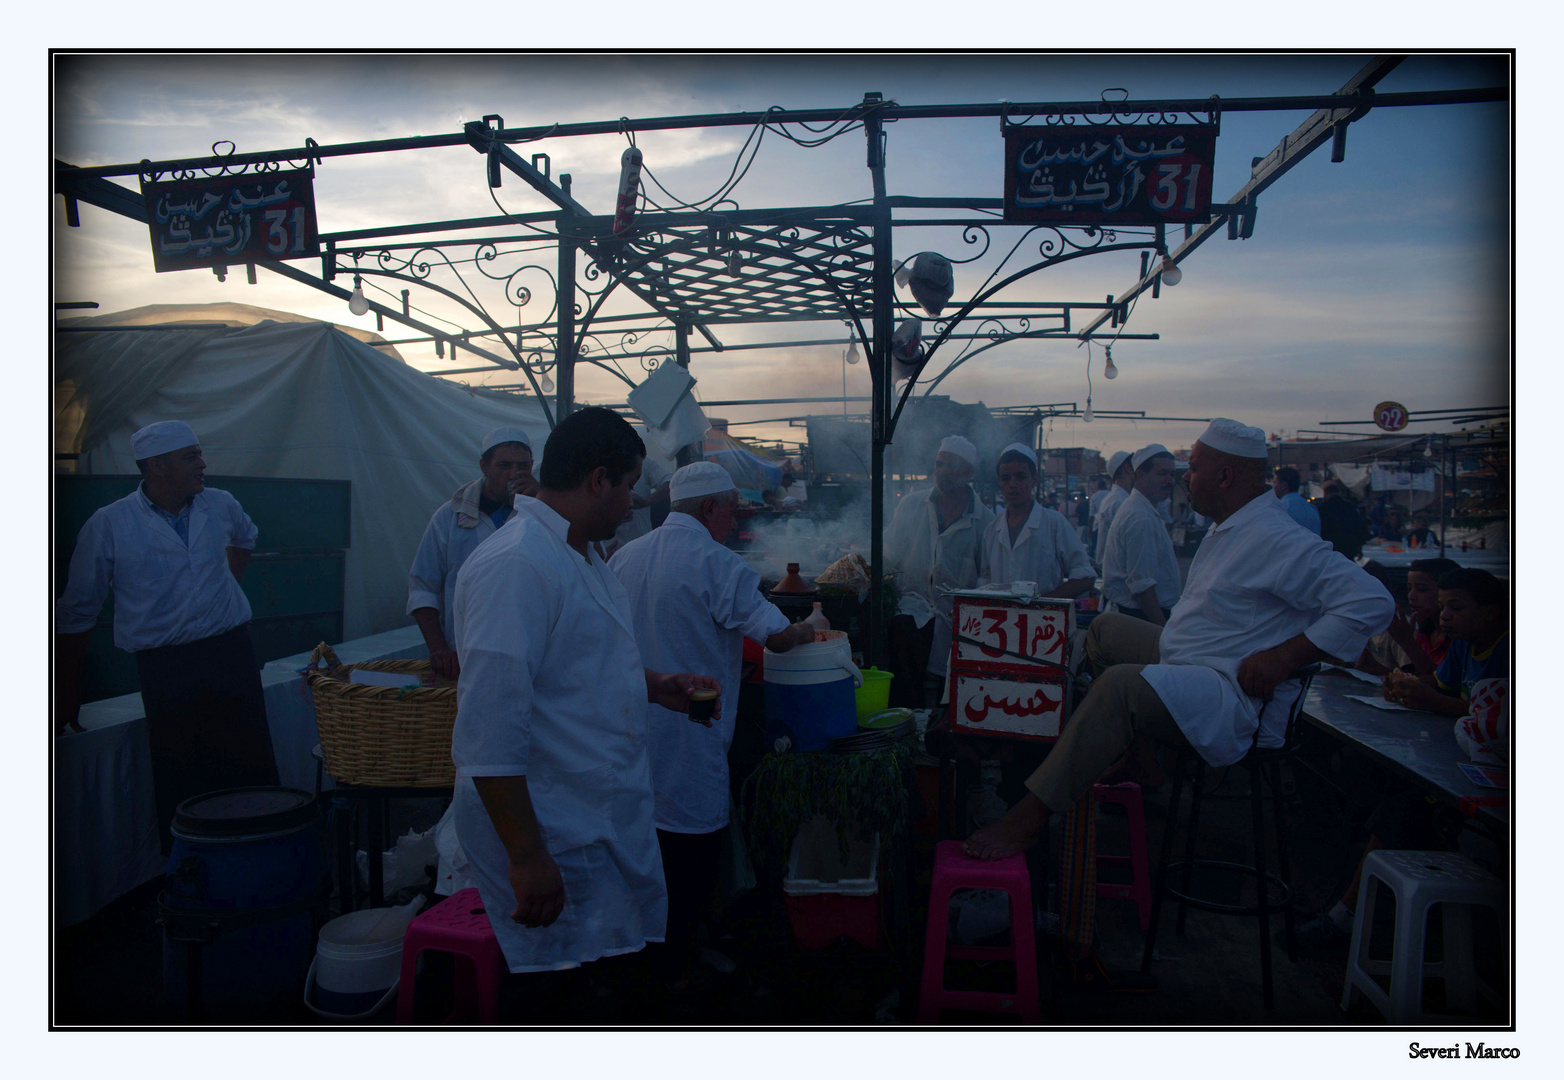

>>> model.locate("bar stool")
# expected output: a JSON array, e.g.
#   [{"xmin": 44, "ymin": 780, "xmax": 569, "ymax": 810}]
[
  {"xmin": 396, "ymin": 887, "xmax": 508, "ymax": 1024},
  {"xmin": 1341, "ymin": 850, "xmax": 1504, "ymax": 1023},
  {"xmin": 917, "ymin": 840, "xmax": 1042, "ymax": 1024},
  {"xmin": 1093, "ymin": 782, "xmax": 1152, "ymax": 931},
  {"xmin": 1140, "ymin": 665, "xmax": 1320, "ymax": 1009}
]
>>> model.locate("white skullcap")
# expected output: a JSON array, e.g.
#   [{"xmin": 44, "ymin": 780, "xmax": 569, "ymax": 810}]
[
  {"xmin": 998, "ymin": 442, "xmax": 1038, "ymax": 468},
  {"xmin": 1106, "ymin": 450, "xmax": 1132, "ymax": 477},
  {"xmin": 938, "ymin": 435, "xmax": 978, "ymax": 467},
  {"xmin": 1132, "ymin": 443, "xmax": 1172, "ymax": 471},
  {"xmin": 670, "ymin": 461, "xmax": 736, "ymax": 502},
  {"xmin": 131, "ymin": 420, "xmax": 198, "ymax": 460},
  {"xmin": 1198, "ymin": 418, "xmax": 1268, "ymax": 458},
  {"xmin": 481, "ymin": 426, "xmax": 533, "ymax": 455}
]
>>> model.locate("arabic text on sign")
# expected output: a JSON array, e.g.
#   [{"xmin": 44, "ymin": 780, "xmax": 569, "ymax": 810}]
[
  {"xmin": 960, "ymin": 682, "xmax": 1063, "ymax": 725},
  {"xmin": 957, "ymin": 606, "xmax": 1066, "ymax": 661}
]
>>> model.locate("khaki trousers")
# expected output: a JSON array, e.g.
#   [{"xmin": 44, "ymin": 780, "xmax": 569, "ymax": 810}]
[{"xmin": 1024, "ymin": 613, "xmax": 1191, "ymax": 813}]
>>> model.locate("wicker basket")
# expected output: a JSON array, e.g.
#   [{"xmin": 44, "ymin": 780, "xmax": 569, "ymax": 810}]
[{"xmin": 304, "ymin": 642, "xmax": 457, "ymax": 787}]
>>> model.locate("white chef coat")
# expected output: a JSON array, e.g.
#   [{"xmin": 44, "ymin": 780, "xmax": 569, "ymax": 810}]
[
  {"xmin": 884, "ymin": 484, "xmax": 991, "ymax": 673},
  {"xmin": 609, "ymin": 513, "xmax": 791, "ymax": 834},
  {"xmin": 406, "ymin": 483, "xmax": 512, "ymax": 649},
  {"xmin": 1088, "ymin": 487, "xmax": 1108, "ymax": 521},
  {"xmin": 980, "ymin": 501, "xmax": 1095, "ymax": 596},
  {"xmin": 1139, "ymin": 491, "xmax": 1394, "ymax": 767},
  {"xmin": 56, "ymin": 484, "xmax": 257, "ymax": 651},
  {"xmin": 451, "ymin": 496, "xmax": 665, "ymax": 972},
  {"xmin": 607, "ymin": 455, "xmax": 672, "ymax": 556},
  {"xmin": 1103, "ymin": 488, "xmax": 1182, "ymax": 613},
  {"xmin": 1093, "ymin": 483, "xmax": 1130, "ymax": 564}
]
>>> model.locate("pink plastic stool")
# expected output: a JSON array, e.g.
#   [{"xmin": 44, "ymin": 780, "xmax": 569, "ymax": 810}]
[
  {"xmin": 1093, "ymin": 782, "xmax": 1153, "ymax": 931},
  {"xmin": 396, "ymin": 888, "xmax": 508, "ymax": 1024},
  {"xmin": 917, "ymin": 840, "xmax": 1042, "ymax": 1024}
]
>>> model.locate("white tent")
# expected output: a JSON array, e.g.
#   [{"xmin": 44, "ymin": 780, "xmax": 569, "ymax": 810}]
[{"xmin": 55, "ymin": 303, "xmax": 551, "ymax": 639}]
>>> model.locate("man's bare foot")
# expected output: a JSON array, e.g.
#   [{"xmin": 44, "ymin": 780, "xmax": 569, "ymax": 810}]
[{"xmin": 962, "ymin": 793, "xmax": 1051, "ymax": 860}]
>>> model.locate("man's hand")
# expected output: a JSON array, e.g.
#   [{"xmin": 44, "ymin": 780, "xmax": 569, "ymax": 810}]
[
  {"xmin": 646, "ymin": 670, "xmax": 722, "ymax": 722},
  {"xmin": 510, "ymin": 474, "xmax": 541, "ymax": 499},
  {"xmin": 507, "ymin": 846, "xmax": 566, "ymax": 928},
  {"xmin": 428, "ymin": 646, "xmax": 460, "ymax": 682},
  {"xmin": 411, "ymin": 608, "xmax": 458, "ymax": 681},
  {"xmin": 1384, "ymin": 609, "xmax": 1418, "ymax": 648},
  {"xmin": 1237, "ymin": 645, "xmax": 1299, "ymax": 703}
]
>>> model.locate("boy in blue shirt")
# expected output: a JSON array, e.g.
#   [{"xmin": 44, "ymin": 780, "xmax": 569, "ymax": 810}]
[{"xmin": 1385, "ymin": 568, "xmax": 1507, "ymax": 715}]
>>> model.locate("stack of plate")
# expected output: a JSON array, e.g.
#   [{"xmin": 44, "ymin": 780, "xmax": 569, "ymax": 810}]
[{"xmin": 830, "ymin": 708, "xmax": 915, "ymax": 753}]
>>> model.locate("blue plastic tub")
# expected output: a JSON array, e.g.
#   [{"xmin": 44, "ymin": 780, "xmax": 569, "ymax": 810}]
[{"xmin": 160, "ymin": 787, "xmax": 326, "ymax": 1020}]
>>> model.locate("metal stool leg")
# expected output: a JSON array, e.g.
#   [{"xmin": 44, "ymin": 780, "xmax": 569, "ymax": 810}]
[
  {"xmin": 1175, "ymin": 759, "xmax": 1206, "ymax": 937},
  {"xmin": 1250, "ymin": 759, "xmax": 1275, "ymax": 1009},
  {"xmin": 1268, "ymin": 758, "xmax": 1298, "ymax": 962},
  {"xmin": 1141, "ymin": 753, "xmax": 1187, "ymax": 973}
]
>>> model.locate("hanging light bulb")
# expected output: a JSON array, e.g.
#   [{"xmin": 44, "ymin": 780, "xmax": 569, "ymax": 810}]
[
  {"xmin": 542, "ymin": 373, "xmax": 555, "ymax": 393},
  {"xmin": 348, "ymin": 276, "xmax": 370, "ymax": 316},
  {"xmin": 727, "ymin": 249, "xmax": 742, "ymax": 275},
  {"xmin": 846, "ymin": 337, "xmax": 860, "ymax": 365},
  {"xmin": 1424, "ymin": 439, "xmax": 1435, "ymax": 459},
  {"xmin": 1160, "ymin": 256, "xmax": 1182, "ymax": 287},
  {"xmin": 1104, "ymin": 347, "xmax": 1119, "ymax": 380},
  {"xmin": 1083, "ymin": 399, "xmax": 1094, "ymax": 423}
]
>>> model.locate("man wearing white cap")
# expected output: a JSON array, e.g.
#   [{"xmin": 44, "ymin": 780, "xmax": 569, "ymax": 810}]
[
  {"xmin": 884, "ymin": 435, "xmax": 992, "ymax": 707},
  {"xmin": 1093, "ymin": 450, "xmax": 1135, "ymax": 567},
  {"xmin": 1102, "ymin": 444, "xmax": 1182, "ymax": 626},
  {"xmin": 55, "ymin": 420, "xmax": 278, "ymax": 849},
  {"xmin": 966, "ymin": 419, "xmax": 1393, "ymax": 866},
  {"xmin": 451, "ymin": 408, "xmax": 719, "ymax": 990},
  {"xmin": 408, "ymin": 425, "xmax": 538, "ymax": 680},
  {"xmin": 609, "ymin": 461, "xmax": 820, "ymax": 989},
  {"xmin": 981, "ymin": 443, "xmax": 1095, "ymax": 599}
]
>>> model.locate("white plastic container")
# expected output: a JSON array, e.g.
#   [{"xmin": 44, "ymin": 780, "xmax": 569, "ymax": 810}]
[
  {"xmin": 782, "ymin": 815, "xmax": 881, "ymax": 897},
  {"xmin": 303, "ymin": 899, "xmax": 422, "ymax": 1020}
]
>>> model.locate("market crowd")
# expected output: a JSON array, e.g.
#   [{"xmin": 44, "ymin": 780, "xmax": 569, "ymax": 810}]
[{"xmin": 55, "ymin": 409, "xmax": 1508, "ymax": 1009}]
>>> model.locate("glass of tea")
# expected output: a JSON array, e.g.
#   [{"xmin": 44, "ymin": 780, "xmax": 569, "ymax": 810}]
[{"xmin": 688, "ymin": 687, "xmax": 719, "ymax": 725}]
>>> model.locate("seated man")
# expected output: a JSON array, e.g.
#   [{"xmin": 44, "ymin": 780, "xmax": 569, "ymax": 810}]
[{"xmin": 965, "ymin": 418, "xmax": 1394, "ymax": 861}]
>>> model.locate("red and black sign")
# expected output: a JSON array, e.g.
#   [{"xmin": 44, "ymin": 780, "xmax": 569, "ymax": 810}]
[
  {"xmin": 1004, "ymin": 125, "xmax": 1216, "ymax": 226},
  {"xmin": 142, "ymin": 168, "xmax": 320, "ymax": 273}
]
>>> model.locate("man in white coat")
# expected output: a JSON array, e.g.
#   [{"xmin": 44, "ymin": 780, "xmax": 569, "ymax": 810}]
[
  {"xmin": 609, "ymin": 461, "xmax": 818, "ymax": 985},
  {"xmin": 1102, "ymin": 444, "xmax": 1182, "ymax": 625},
  {"xmin": 981, "ymin": 443, "xmax": 1095, "ymax": 599},
  {"xmin": 55, "ymin": 420, "xmax": 278, "ymax": 849},
  {"xmin": 964, "ymin": 418, "xmax": 1394, "ymax": 860},
  {"xmin": 408, "ymin": 426, "xmax": 538, "ymax": 680},
  {"xmin": 450, "ymin": 408, "xmax": 719, "ymax": 984},
  {"xmin": 1092, "ymin": 450, "xmax": 1134, "ymax": 568},
  {"xmin": 883, "ymin": 435, "xmax": 992, "ymax": 706}
]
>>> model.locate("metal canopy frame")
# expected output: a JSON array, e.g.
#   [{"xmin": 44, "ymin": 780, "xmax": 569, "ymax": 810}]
[{"xmin": 55, "ymin": 55, "xmax": 1507, "ymax": 665}]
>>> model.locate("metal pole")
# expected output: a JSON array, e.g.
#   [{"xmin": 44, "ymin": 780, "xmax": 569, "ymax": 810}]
[
  {"xmin": 866, "ymin": 97, "xmax": 892, "ymax": 671},
  {"xmin": 555, "ymin": 176, "xmax": 577, "ymax": 424},
  {"xmin": 1439, "ymin": 434, "xmax": 1449, "ymax": 554},
  {"xmin": 674, "ymin": 323, "xmax": 701, "ymax": 469}
]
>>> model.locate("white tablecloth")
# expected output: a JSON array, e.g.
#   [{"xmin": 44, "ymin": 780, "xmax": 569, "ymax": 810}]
[
  {"xmin": 55, "ymin": 626, "xmax": 429, "ymax": 927},
  {"xmin": 1358, "ymin": 543, "xmax": 1509, "ymax": 576}
]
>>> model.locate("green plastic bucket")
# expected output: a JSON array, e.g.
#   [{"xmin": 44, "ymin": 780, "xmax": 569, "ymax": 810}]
[{"xmin": 854, "ymin": 668, "xmax": 893, "ymax": 717}]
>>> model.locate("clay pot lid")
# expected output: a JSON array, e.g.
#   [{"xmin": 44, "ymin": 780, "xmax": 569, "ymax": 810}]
[{"xmin": 771, "ymin": 562, "xmax": 817, "ymax": 595}]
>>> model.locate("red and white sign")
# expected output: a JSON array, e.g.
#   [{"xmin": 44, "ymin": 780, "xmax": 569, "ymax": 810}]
[
  {"xmin": 953, "ymin": 599, "xmax": 1071, "ymax": 667},
  {"xmin": 953, "ymin": 671, "xmax": 1065, "ymax": 740},
  {"xmin": 1373, "ymin": 400, "xmax": 1410, "ymax": 432}
]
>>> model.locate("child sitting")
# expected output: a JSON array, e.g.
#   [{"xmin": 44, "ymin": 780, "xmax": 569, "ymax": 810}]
[
  {"xmin": 1357, "ymin": 557, "xmax": 1459, "ymax": 679},
  {"xmin": 1384, "ymin": 567, "xmax": 1507, "ymax": 715}
]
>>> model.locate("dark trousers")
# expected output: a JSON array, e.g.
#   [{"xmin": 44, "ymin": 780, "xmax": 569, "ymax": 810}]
[
  {"xmin": 135, "ymin": 622, "xmax": 279, "ymax": 852},
  {"xmin": 653, "ymin": 827, "xmax": 724, "ymax": 979},
  {"xmin": 887, "ymin": 613, "xmax": 935, "ymax": 709}
]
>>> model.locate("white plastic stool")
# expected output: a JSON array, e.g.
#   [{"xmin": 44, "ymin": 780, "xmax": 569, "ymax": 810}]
[{"xmin": 1341, "ymin": 850, "xmax": 1504, "ymax": 1023}]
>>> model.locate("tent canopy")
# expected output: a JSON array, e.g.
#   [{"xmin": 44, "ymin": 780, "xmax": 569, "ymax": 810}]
[{"xmin": 55, "ymin": 305, "xmax": 549, "ymax": 638}]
